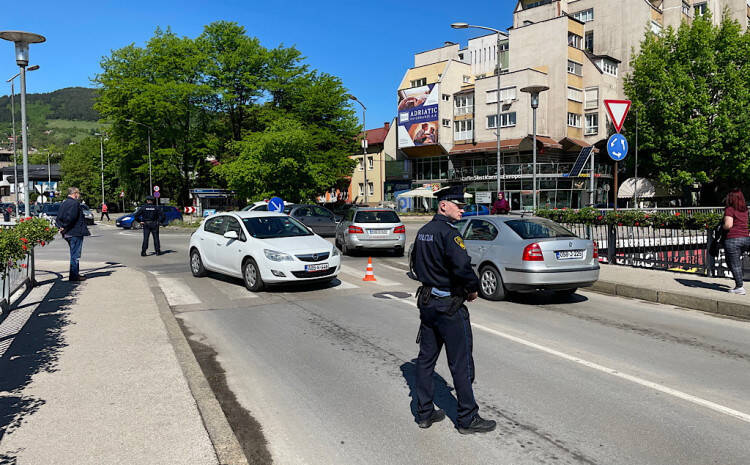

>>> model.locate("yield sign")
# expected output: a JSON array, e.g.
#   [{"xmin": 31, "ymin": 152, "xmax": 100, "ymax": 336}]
[{"xmin": 603, "ymin": 99, "xmax": 631, "ymax": 133}]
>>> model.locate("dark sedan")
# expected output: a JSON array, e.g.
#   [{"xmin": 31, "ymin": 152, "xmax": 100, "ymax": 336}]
[{"xmin": 283, "ymin": 204, "xmax": 339, "ymax": 236}]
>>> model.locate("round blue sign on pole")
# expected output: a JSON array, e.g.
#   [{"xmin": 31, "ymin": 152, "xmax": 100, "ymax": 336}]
[
  {"xmin": 607, "ymin": 134, "xmax": 629, "ymax": 161},
  {"xmin": 268, "ymin": 196, "xmax": 285, "ymax": 213},
  {"xmin": 153, "ymin": 191, "xmax": 161, "ymax": 198}
]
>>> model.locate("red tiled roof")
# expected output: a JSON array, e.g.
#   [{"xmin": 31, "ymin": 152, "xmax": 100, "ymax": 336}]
[{"xmin": 358, "ymin": 123, "xmax": 391, "ymax": 145}]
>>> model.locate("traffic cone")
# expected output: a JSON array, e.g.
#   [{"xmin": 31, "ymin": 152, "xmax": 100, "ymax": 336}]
[{"xmin": 363, "ymin": 257, "xmax": 377, "ymax": 282}]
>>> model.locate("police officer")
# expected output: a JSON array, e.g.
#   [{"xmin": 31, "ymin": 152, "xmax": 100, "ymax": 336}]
[
  {"xmin": 134, "ymin": 195, "xmax": 165, "ymax": 256},
  {"xmin": 411, "ymin": 185, "xmax": 496, "ymax": 434}
]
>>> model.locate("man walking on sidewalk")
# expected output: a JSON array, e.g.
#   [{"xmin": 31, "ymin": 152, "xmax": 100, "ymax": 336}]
[
  {"xmin": 56, "ymin": 187, "xmax": 90, "ymax": 281},
  {"xmin": 100, "ymin": 202, "xmax": 110, "ymax": 221}
]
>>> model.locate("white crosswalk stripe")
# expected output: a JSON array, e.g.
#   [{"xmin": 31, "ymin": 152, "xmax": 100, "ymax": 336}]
[
  {"xmin": 156, "ymin": 277, "xmax": 202, "ymax": 306},
  {"xmin": 338, "ymin": 264, "xmax": 401, "ymax": 287},
  {"xmin": 212, "ymin": 279, "xmax": 258, "ymax": 300},
  {"xmin": 329, "ymin": 279, "xmax": 359, "ymax": 290}
]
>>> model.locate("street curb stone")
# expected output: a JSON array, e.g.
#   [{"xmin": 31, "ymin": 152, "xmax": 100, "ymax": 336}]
[{"xmin": 589, "ymin": 280, "xmax": 750, "ymax": 321}]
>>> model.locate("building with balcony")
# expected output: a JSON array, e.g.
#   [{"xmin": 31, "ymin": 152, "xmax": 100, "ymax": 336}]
[
  {"xmin": 392, "ymin": 0, "xmax": 749, "ymax": 209},
  {"xmin": 347, "ymin": 120, "xmax": 397, "ymax": 205}
]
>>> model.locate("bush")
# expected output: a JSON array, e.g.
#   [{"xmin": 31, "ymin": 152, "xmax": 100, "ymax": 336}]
[
  {"xmin": 535, "ymin": 208, "xmax": 723, "ymax": 230},
  {"xmin": 0, "ymin": 217, "xmax": 57, "ymax": 279}
]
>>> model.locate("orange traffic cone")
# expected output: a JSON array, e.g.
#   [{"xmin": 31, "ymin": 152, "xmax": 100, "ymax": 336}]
[{"xmin": 363, "ymin": 257, "xmax": 377, "ymax": 282}]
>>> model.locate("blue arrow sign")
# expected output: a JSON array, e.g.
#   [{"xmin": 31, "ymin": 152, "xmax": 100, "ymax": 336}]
[
  {"xmin": 268, "ymin": 196, "xmax": 285, "ymax": 213},
  {"xmin": 607, "ymin": 134, "xmax": 629, "ymax": 161}
]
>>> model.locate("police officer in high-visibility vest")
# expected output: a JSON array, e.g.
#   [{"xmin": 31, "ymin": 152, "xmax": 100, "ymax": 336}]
[
  {"xmin": 134, "ymin": 195, "xmax": 165, "ymax": 256},
  {"xmin": 411, "ymin": 185, "xmax": 496, "ymax": 434}
]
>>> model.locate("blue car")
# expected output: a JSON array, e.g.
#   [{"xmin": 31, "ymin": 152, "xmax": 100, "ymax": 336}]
[
  {"xmin": 115, "ymin": 205, "xmax": 183, "ymax": 229},
  {"xmin": 462, "ymin": 204, "xmax": 490, "ymax": 217}
]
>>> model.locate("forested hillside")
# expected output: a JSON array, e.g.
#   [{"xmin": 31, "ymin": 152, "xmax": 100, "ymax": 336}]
[{"xmin": 0, "ymin": 87, "xmax": 98, "ymax": 122}]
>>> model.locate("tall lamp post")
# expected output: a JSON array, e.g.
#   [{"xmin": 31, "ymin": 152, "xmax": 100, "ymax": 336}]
[
  {"xmin": 125, "ymin": 119, "xmax": 153, "ymax": 193},
  {"xmin": 95, "ymin": 132, "xmax": 106, "ymax": 209},
  {"xmin": 348, "ymin": 95, "xmax": 368, "ymax": 204},
  {"xmin": 451, "ymin": 22, "xmax": 506, "ymax": 195},
  {"xmin": 0, "ymin": 31, "xmax": 46, "ymax": 217},
  {"xmin": 521, "ymin": 85, "xmax": 549, "ymax": 212},
  {"xmin": 6, "ymin": 65, "xmax": 39, "ymax": 218}
]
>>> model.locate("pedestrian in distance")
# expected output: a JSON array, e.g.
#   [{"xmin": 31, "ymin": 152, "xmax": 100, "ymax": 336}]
[
  {"xmin": 410, "ymin": 184, "xmax": 496, "ymax": 434},
  {"xmin": 134, "ymin": 195, "xmax": 165, "ymax": 256},
  {"xmin": 491, "ymin": 192, "xmax": 510, "ymax": 215},
  {"xmin": 2, "ymin": 205, "xmax": 10, "ymax": 222},
  {"xmin": 56, "ymin": 186, "xmax": 91, "ymax": 282},
  {"xmin": 100, "ymin": 202, "xmax": 110, "ymax": 221},
  {"xmin": 722, "ymin": 188, "xmax": 750, "ymax": 295}
]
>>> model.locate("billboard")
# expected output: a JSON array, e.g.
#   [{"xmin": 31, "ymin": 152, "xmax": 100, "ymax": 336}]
[{"xmin": 397, "ymin": 83, "xmax": 439, "ymax": 148}]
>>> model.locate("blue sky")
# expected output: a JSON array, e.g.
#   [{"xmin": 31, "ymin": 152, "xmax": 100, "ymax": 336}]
[{"xmin": 1, "ymin": 0, "xmax": 517, "ymax": 129}]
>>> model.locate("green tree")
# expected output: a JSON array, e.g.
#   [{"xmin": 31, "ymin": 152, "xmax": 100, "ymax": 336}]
[
  {"xmin": 624, "ymin": 11, "xmax": 750, "ymax": 196},
  {"xmin": 59, "ymin": 138, "xmax": 100, "ymax": 202}
]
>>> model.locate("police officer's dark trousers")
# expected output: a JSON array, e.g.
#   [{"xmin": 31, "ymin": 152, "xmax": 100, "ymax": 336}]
[
  {"xmin": 415, "ymin": 297, "xmax": 478, "ymax": 428},
  {"xmin": 141, "ymin": 221, "xmax": 161, "ymax": 254}
]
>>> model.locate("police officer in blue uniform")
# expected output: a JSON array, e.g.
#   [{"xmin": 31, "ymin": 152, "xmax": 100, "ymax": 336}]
[
  {"xmin": 134, "ymin": 195, "xmax": 165, "ymax": 256},
  {"xmin": 411, "ymin": 185, "xmax": 496, "ymax": 434}
]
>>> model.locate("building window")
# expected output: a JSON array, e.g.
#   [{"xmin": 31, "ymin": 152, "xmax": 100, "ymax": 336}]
[
  {"xmin": 487, "ymin": 112, "xmax": 517, "ymax": 129},
  {"xmin": 358, "ymin": 158, "xmax": 364, "ymax": 171},
  {"xmin": 600, "ymin": 59, "xmax": 618, "ymax": 76},
  {"xmin": 567, "ymin": 60, "xmax": 583, "ymax": 76},
  {"xmin": 358, "ymin": 183, "xmax": 364, "ymax": 196},
  {"xmin": 572, "ymin": 8, "xmax": 594, "ymax": 22},
  {"xmin": 368, "ymin": 182, "xmax": 374, "ymax": 196},
  {"xmin": 585, "ymin": 113, "xmax": 598, "ymax": 135},
  {"xmin": 454, "ymin": 94, "xmax": 474, "ymax": 115},
  {"xmin": 442, "ymin": 94, "xmax": 450, "ymax": 101},
  {"xmin": 584, "ymin": 87, "xmax": 599, "ymax": 110},
  {"xmin": 368, "ymin": 156, "xmax": 373, "ymax": 170},
  {"xmin": 463, "ymin": 75, "xmax": 471, "ymax": 84},
  {"xmin": 442, "ymin": 119, "xmax": 451, "ymax": 127},
  {"xmin": 567, "ymin": 87, "xmax": 583, "ymax": 103},
  {"xmin": 585, "ymin": 31, "xmax": 594, "ymax": 52},
  {"xmin": 567, "ymin": 113, "xmax": 582, "ymax": 128},
  {"xmin": 486, "ymin": 87, "xmax": 517, "ymax": 104},
  {"xmin": 454, "ymin": 119, "xmax": 474, "ymax": 141},
  {"xmin": 681, "ymin": 2, "xmax": 690, "ymax": 15},
  {"xmin": 410, "ymin": 78, "xmax": 427, "ymax": 88},
  {"xmin": 650, "ymin": 21, "xmax": 663, "ymax": 34},
  {"xmin": 694, "ymin": 3, "xmax": 707, "ymax": 16},
  {"xmin": 568, "ymin": 32, "xmax": 583, "ymax": 49}
]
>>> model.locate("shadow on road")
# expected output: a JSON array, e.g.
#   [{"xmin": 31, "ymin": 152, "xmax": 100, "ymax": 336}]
[
  {"xmin": 400, "ymin": 359, "xmax": 459, "ymax": 428},
  {"xmin": 675, "ymin": 278, "xmax": 730, "ymax": 292},
  {"xmin": 0, "ymin": 263, "xmax": 123, "ymax": 464}
]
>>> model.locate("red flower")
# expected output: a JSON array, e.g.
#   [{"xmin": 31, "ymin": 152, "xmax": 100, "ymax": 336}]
[
  {"xmin": 45, "ymin": 227, "xmax": 50, "ymax": 232},
  {"xmin": 25, "ymin": 217, "xmax": 31, "ymax": 220},
  {"xmin": 635, "ymin": 222, "xmax": 639, "ymax": 226},
  {"xmin": 597, "ymin": 215, "xmax": 603, "ymax": 221},
  {"xmin": 618, "ymin": 223, "xmax": 623, "ymax": 226},
  {"xmin": 41, "ymin": 241, "xmax": 45, "ymax": 246},
  {"xmin": 21, "ymin": 263, "xmax": 27, "ymax": 268},
  {"xmin": 644, "ymin": 214, "xmax": 650, "ymax": 219},
  {"xmin": 22, "ymin": 245, "xmax": 27, "ymax": 250},
  {"xmin": 20, "ymin": 237, "xmax": 28, "ymax": 243},
  {"xmin": 18, "ymin": 217, "xmax": 24, "ymax": 222},
  {"xmin": 675, "ymin": 212, "xmax": 681, "ymax": 216}
]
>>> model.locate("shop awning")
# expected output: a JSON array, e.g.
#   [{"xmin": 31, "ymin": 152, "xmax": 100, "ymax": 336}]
[{"xmin": 397, "ymin": 187, "xmax": 473, "ymax": 199}]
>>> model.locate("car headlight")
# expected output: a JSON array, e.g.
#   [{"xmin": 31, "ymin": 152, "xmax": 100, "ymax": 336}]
[
  {"xmin": 331, "ymin": 247, "xmax": 340, "ymax": 257},
  {"xmin": 264, "ymin": 249, "xmax": 294, "ymax": 262},
  {"xmin": 123, "ymin": 216, "xmax": 132, "ymax": 221}
]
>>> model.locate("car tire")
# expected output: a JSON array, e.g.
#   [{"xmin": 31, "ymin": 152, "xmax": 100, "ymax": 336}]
[
  {"xmin": 555, "ymin": 288, "xmax": 577, "ymax": 296},
  {"xmin": 478, "ymin": 265, "xmax": 506, "ymax": 301},
  {"xmin": 190, "ymin": 249, "xmax": 207, "ymax": 277},
  {"xmin": 341, "ymin": 240, "xmax": 350, "ymax": 256},
  {"xmin": 335, "ymin": 236, "xmax": 342, "ymax": 250},
  {"xmin": 131, "ymin": 221, "xmax": 142, "ymax": 230},
  {"xmin": 393, "ymin": 247, "xmax": 404, "ymax": 257},
  {"xmin": 242, "ymin": 257, "xmax": 265, "ymax": 292}
]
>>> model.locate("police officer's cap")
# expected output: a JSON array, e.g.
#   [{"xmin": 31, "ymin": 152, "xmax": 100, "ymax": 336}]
[
  {"xmin": 435, "ymin": 185, "xmax": 466, "ymax": 206},
  {"xmin": 146, "ymin": 195, "xmax": 155, "ymax": 201}
]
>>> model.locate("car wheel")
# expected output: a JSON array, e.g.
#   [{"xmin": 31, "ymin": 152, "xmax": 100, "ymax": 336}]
[
  {"xmin": 335, "ymin": 236, "xmax": 341, "ymax": 250},
  {"xmin": 555, "ymin": 288, "xmax": 577, "ymax": 296},
  {"xmin": 393, "ymin": 247, "xmax": 404, "ymax": 257},
  {"xmin": 341, "ymin": 240, "xmax": 350, "ymax": 256},
  {"xmin": 131, "ymin": 221, "xmax": 142, "ymax": 230},
  {"xmin": 242, "ymin": 258, "xmax": 265, "ymax": 292},
  {"xmin": 479, "ymin": 265, "xmax": 506, "ymax": 301},
  {"xmin": 190, "ymin": 249, "xmax": 207, "ymax": 277}
]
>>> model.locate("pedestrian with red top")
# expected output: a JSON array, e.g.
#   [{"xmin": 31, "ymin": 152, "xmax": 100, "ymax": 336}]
[
  {"xmin": 722, "ymin": 188, "xmax": 749, "ymax": 295},
  {"xmin": 100, "ymin": 202, "xmax": 110, "ymax": 221}
]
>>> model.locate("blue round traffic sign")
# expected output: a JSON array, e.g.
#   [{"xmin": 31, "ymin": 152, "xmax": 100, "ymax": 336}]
[
  {"xmin": 607, "ymin": 134, "xmax": 629, "ymax": 161},
  {"xmin": 268, "ymin": 196, "xmax": 285, "ymax": 213}
]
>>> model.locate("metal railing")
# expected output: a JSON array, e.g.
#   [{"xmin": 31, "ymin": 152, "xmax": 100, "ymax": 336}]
[{"xmin": 0, "ymin": 223, "xmax": 36, "ymax": 315}]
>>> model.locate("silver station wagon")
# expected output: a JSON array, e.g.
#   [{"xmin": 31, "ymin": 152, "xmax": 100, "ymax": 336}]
[
  {"xmin": 335, "ymin": 207, "xmax": 406, "ymax": 256},
  {"xmin": 410, "ymin": 216, "xmax": 599, "ymax": 300}
]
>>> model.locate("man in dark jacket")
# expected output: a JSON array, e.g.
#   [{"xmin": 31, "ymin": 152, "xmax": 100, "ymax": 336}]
[
  {"xmin": 411, "ymin": 185, "xmax": 496, "ymax": 434},
  {"xmin": 134, "ymin": 196, "xmax": 165, "ymax": 256},
  {"xmin": 56, "ymin": 187, "xmax": 91, "ymax": 281}
]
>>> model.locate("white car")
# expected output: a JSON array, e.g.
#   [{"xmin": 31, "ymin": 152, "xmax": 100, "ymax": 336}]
[{"xmin": 188, "ymin": 211, "xmax": 340, "ymax": 291}]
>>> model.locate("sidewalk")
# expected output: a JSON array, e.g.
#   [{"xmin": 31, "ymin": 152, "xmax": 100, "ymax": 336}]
[
  {"xmin": 591, "ymin": 264, "xmax": 750, "ymax": 320},
  {"xmin": 0, "ymin": 260, "xmax": 246, "ymax": 465}
]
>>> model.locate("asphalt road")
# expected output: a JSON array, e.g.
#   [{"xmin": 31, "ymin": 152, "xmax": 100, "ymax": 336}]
[{"xmin": 36, "ymin": 223, "xmax": 750, "ymax": 465}]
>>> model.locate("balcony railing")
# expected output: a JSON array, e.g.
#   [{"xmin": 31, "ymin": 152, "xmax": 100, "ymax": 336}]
[{"xmin": 454, "ymin": 106, "xmax": 474, "ymax": 116}]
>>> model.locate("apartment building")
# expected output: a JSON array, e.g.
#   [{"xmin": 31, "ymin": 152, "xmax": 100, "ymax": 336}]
[
  {"xmin": 392, "ymin": 0, "xmax": 749, "ymax": 209},
  {"xmin": 347, "ymin": 120, "xmax": 397, "ymax": 205}
]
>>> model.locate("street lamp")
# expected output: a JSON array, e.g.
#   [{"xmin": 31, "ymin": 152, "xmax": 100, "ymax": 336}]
[
  {"xmin": 6, "ymin": 64, "xmax": 39, "ymax": 218},
  {"xmin": 452, "ymin": 22, "xmax": 506, "ymax": 195},
  {"xmin": 95, "ymin": 132, "xmax": 106, "ymax": 209},
  {"xmin": 125, "ymin": 119, "xmax": 153, "ymax": 193},
  {"xmin": 0, "ymin": 31, "xmax": 45, "ymax": 217},
  {"xmin": 521, "ymin": 85, "xmax": 549, "ymax": 212},
  {"xmin": 348, "ymin": 95, "xmax": 368, "ymax": 204}
]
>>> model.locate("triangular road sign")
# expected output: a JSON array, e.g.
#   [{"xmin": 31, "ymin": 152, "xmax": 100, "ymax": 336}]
[{"xmin": 604, "ymin": 99, "xmax": 631, "ymax": 133}]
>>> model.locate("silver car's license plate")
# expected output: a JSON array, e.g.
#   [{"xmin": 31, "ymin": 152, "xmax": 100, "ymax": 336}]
[
  {"xmin": 305, "ymin": 263, "xmax": 329, "ymax": 272},
  {"xmin": 556, "ymin": 250, "xmax": 584, "ymax": 260},
  {"xmin": 367, "ymin": 229, "xmax": 389, "ymax": 235}
]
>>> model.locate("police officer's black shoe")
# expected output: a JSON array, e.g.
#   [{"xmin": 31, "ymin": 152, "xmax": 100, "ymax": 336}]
[
  {"xmin": 417, "ymin": 409, "xmax": 445, "ymax": 429},
  {"xmin": 156, "ymin": 251, "xmax": 163, "ymax": 256},
  {"xmin": 457, "ymin": 415, "xmax": 496, "ymax": 434},
  {"xmin": 141, "ymin": 251, "xmax": 147, "ymax": 256}
]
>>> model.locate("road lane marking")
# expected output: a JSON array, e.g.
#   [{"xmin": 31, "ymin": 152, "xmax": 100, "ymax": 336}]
[
  {"xmin": 156, "ymin": 277, "xmax": 202, "ymax": 306},
  {"xmin": 330, "ymin": 279, "xmax": 359, "ymax": 290},
  {"xmin": 212, "ymin": 279, "xmax": 258, "ymax": 300},
  {"xmin": 381, "ymin": 295, "xmax": 750, "ymax": 424},
  {"xmin": 339, "ymin": 264, "xmax": 401, "ymax": 287},
  {"xmin": 378, "ymin": 263, "xmax": 409, "ymax": 274}
]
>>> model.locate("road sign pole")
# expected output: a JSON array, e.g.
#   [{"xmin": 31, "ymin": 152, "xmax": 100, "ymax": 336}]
[{"xmin": 614, "ymin": 162, "xmax": 618, "ymax": 212}]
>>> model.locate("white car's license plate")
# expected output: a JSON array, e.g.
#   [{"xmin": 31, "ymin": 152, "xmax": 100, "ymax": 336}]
[
  {"xmin": 556, "ymin": 250, "xmax": 584, "ymax": 260},
  {"xmin": 305, "ymin": 263, "xmax": 329, "ymax": 272}
]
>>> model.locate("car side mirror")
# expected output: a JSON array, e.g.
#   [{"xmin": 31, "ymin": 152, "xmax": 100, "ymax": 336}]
[{"xmin": 223, "ymin": 230, "xmax": 239, "ymax": 240}]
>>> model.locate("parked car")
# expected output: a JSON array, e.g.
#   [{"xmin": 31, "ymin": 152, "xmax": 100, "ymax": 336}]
[
  {"xmin": 335, "ymin": 207, "xmax": 406, "ymax": 256},
  {"xmin": 188, "ymin": 211, "xmax": 340, "ymax": 291},
  {"xmin": 81, "ymin": 206, "xmax": 95, "ymax": 225},
  {"xmin": 409, "ymin": 215, "xmax": 599, "ymax": 300},
  {"xmin": 284, "ymin": 204, "xmax": 339, "ymax": 236},
  {"xmin": 332, "ymin": 203, "xmax": 365, "ymax": 217},
  {"xmin": 462, "ymin": 204, "xmax": 490, "ymax": 217},
  {"xmin": 241, "ymin": 201, "xmax": 269, "ymax": 212},
  {"xmin": 38, "ymin": 202, "xmax": 61, "ymax": 223},
  {"xmin": 115, "ymin": 205, "xmax": 183, "ymax": 229}
]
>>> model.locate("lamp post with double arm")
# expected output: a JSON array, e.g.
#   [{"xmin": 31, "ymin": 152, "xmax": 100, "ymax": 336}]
[
  {"xmin": 521, "ymin": 85, "xmax": 549, "ymax": 212},
  {"xmin": 348, "ymin": 95, "xmax": 368, "ymax": 204}
]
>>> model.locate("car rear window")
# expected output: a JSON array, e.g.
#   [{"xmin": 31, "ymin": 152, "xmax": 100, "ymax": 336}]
[
  {"xmin": 354, "ymin": 211, "xmax": 400, "ymax": 223},
  {"xmin": 505, "ymin": 219, "xmax": 576, "ymax": 239}
]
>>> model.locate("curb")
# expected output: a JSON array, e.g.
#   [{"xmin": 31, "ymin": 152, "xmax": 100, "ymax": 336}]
[{"xmin": 588, "ymin": 280, "xmax": 750, "ymax": 320}]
